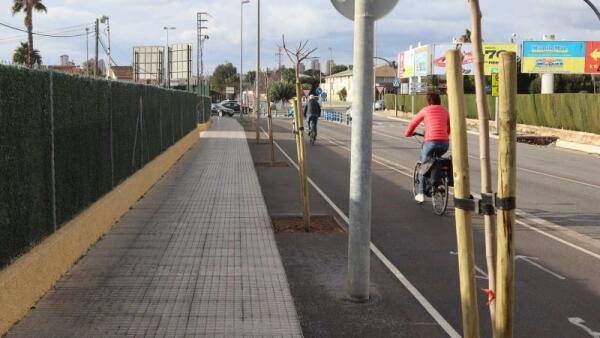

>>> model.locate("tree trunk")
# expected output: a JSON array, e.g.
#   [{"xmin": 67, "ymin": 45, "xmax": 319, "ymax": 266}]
[
  {"xmin": 468, "ymin": 0, "xmax": 497, "ymax": 330},
  {"xmin": 26, "ymin": 7, "xmax": 34, "ymax": 67}
]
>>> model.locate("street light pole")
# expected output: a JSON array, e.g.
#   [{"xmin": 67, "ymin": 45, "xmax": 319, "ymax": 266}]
[
  {"xmin": 241, "ymin": 0, "xmax": 249, "ymax": 111},
  {"xmin": 163, "ymin": 26, "xmax": 176, "ymax": 88},
  {"xmin": 255, "ymin": 0, "xmax": 261, "ymax": 143}
]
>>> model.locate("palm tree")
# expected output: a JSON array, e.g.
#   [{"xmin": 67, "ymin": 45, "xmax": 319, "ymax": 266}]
[
  {"xmin": 460, "ymin": 28, "xmax": 472, "ymax": 43},
  {"xmin": 13, "ymin": 42, "xmax": 42, "ymax": 65},
  {"xmin": 12, "ymin": 0, "xmax": 47, "ymax": 67}
]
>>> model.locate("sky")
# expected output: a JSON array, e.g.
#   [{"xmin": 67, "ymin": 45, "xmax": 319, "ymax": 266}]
[{"xmin": 1, "ymin": 0, "xmax": 600, "ymax": 74}]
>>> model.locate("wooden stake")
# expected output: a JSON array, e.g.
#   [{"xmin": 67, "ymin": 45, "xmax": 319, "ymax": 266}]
[
  {"xmin": 267, "ymin": 93, "xmax": 274, "ymax": 164},
  {"xmin": 467, "ymin": 1, "xmax": 497, "ymax": 328},
  {"xmin": 446, "ymin": 49, "xmax": 481, "ymax": 338},
  {"xmin": 293, "ymin": 98, "xmax": 310, "ymax": 231},
  {"xmin": 495, "ymin": 51, "xmax": 517, "ymax": 338}
]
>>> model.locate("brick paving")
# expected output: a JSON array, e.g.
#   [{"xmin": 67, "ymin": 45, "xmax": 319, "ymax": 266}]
[{"xmin": 8, "ymin": 118, "xmax": 303, "ymax": 337}]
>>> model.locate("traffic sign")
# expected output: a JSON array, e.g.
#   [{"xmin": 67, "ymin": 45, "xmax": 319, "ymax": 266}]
[
  {"xmin": 376, "ymin": 86, "xmax": 385, "ymax": 94},
  {"xmin": 392, "ymin": 79, "xmax": 400, "ymax": 88},
  {"xmin": 330, "ymin": 0, "xmax": 399, "ymax": 21},
  {"xmin": 303, "ymin": 89, "xmax": 311, "ymax": 97},
  {"xmin": 316, "ymin": 87, "xmax": 323, "ymax": 95}
]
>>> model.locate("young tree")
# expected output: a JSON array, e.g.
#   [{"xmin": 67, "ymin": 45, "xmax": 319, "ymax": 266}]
[
  {"xmin": 210, "ymin": 62, "xmax": 240, "ymax": 94},
  {"xmin": 337, "ymin": 87, "xmax": 348, "ymax": 101},
  {"xmin": 468, "ymin": 0, "xmax": 496, "ymax": 330},
  {"xmin": 13, "ymin": 42, "xmax": 41, "ymax": 65},
  {"xmin": 12, "ymin": 0, "xmax": 47, "ymax": 67}
]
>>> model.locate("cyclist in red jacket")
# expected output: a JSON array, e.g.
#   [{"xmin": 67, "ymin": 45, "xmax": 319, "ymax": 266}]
[{"xmin": 404, "ymin": 93, "xmax": 450, "ymax": 203}]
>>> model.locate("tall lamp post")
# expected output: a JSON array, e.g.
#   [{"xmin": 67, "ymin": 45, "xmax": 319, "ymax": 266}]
[
  {"xmin": 241, "ymin": 0, "xmax": 250, "ymax": 111},
  {"xmin": 163, "ymin": 26, "xmax": 176, "ymax": 87},
  {"xmin": 255, "ymin": 0, "xmax": 261, "ymax": 142}
]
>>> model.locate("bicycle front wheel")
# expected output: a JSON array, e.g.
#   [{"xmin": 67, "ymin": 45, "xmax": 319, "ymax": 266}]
[{"xmin": 412, "ymin": 162, "xmax": 421, "ymax": 198}]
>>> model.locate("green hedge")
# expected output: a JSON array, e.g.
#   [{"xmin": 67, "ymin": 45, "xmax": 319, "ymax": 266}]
[
  {"xmin": 385, "ymin": 93, "xmax": 600, "ymax": 134},
  {"xmin": 0, "ymin": 65, "xmax": 210, "ymax": 268}
]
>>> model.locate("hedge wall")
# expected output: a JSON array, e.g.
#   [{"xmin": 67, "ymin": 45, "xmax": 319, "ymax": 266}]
[
  {"xmin": 385, "ymin": 93, "xmax": 600, "ymax": 134},
  {"xmin": 0, "ymin": 65, "xmax": 210, "ymax": 268}
]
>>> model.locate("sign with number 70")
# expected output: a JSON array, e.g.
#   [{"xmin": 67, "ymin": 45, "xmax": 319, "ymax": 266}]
[{"xmin": 484, "ymin": 44, "xmax": 517, "ymax": 75}]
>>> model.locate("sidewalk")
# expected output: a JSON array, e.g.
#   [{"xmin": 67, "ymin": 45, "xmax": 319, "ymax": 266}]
[{"xmin": 8, "ymin": 118, "xmax": 302, "ymax": 337}]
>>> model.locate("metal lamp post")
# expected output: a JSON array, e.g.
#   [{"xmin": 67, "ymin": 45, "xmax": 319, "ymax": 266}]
[
  {"xmin": 163, "ymin": 26, "xmax": 176, "ymax": 87},
  {"xmin": 241, "ymin": 0, "xmax": 250, "ymax": 112},
  {"xmin": 330, "ymin": 0, "xmax": 398, "ymax": 301}
]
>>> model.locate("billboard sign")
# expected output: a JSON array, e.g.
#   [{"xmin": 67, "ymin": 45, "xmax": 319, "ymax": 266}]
[
  {"xmin": 522, "ymin": 41, "xmax": 586, "ymax": 74},
  {"xmin": 169, "ymin": 43, "xmax": 192, "ymax": 83},
  {"xmin": 413, "ymin": 45, "xmax": 432, "ymax": 77},
  {"xmin": 483, "ymin": 43, "xmax": 517, "ymax": 75},
  {"xmin": 433, "ymin": 44, "xmax": 474, "ymax": 75},
  {"xmin": 133, "ymin": 46, "xmax": 164, "ymax": 84},
  {"xmin": 585, "ymin": 41, "xmax": 600, "ymax": 73},
  {"xmin": 402, "ymin": 49, "xmax": 415, "ymax": 78}
]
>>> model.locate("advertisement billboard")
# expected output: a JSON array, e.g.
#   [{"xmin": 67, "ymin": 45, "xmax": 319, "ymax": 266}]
[
  {"xmin": 169, "ymin": 43, "xmax": 192, "ymax": 83},
  {"xmin": 522, "ymin": 41, "xmax": 586, "ymax": 74},
  {"xmin": 433, "ymin": 44, "xmax": 474, "ymax": 75},
  {"xmin": 403, "ymin": 50, "xmax": 415, "ymax": 78},
  {"xmin": 585, "ymin": 41, "xmax": 600, "ymax": 73},
  {"xmin": 413, "ymin": 45, "xmax": 432, "ymax": 77},
  {"xmin": 133, "ymin": 46, "xmax": 164, "ymax": 84},
  {"xmin": 397, "ymin": 52, "xmax": 405, "ymax": 78},
  {"xmin": 483, "ymin": 43, "xmax": 517, "ymax": 75}
]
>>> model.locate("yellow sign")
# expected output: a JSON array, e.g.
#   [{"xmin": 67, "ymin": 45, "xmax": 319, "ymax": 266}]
[
  {"xmin": 491, "ymin": 72, "xmax": 499, "ymax": 97},
  {"xmin": 483, "ymin": 43, "xmax": 517, "ymax": 75}
]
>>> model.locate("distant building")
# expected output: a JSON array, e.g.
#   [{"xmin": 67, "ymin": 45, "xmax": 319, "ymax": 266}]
[
  {"xmin": 47, "ymin": 65, "xmax": 83, "ymax": 75},
  {"xmin": 111, "ymin": 66, "xmax": 133, "ymax": 81},
  {"xmin": 60, "ymin": 55, "xmax": 75, "ymax": 66},
  {"xmin": 324, "ymin": 59, "xmax": 335, "ymax": 75},
  {"xmin": 310, "ymin": 59, "xmax": 320, "ymax": 71},
  {"xmin": 298, "ymin": 62, "xmax": 306, "ymax": 73},
  {"xmin": 323, "ymin": 64, "xmax": 396, "ymax": 102}
]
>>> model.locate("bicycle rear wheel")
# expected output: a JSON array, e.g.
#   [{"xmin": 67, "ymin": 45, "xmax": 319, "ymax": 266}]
[{"xmin": 432, "ymin": 177, "xmax": 449, "ymax": 216}]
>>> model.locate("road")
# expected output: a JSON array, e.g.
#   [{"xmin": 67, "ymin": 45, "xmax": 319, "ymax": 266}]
[{"xmin": 262, "ymin": 114, "xmax": 600, "ymax": 337}]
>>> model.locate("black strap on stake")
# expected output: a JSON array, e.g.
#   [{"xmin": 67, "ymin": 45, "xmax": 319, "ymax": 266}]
[
  {"xmin": 454, "ymin": 195, "xmax": 477, "ymax": 211},
  {"xmin": 479, "ymin": 193, "xmax": 496, "ymax": 216},
  {"xmin": 495, "ymin": 195, "xmax": 516, "ymax": 210}
]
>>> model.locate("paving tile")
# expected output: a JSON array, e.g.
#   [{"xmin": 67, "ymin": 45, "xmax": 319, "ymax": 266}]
[{"xmin": 8, "ymin": 118, "xmax": 302, "ymax": 337}]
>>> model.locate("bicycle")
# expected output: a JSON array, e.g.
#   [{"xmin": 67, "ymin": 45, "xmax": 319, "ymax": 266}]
[{"xmin": 411, "ymin": 132, "xmax": 453, "ymax": 216}]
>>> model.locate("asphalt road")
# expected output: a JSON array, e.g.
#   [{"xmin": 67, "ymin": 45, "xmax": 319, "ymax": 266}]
[{"xmin": 262, "ymin": 115, "xmax": 600, "ymax": 337}]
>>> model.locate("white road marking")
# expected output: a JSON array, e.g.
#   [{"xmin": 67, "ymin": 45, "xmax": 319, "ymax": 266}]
[
  {"xmin": 515, "ymin": 255, "xmax": 566, "ymax": 280},
  {"xmin": 317, "ymin": 127, "xmax": 600, "ymax": 263},
  {"xmin": 449, "ymin": 251, "xmax": 489, "ymax": 280},
  {"xmin": 263, "ymin": 127, "xmax": 461, "ymax": 338},
  {"xmin": 568, "ymin": 317, "xmax": 600, "ymax": 338}
]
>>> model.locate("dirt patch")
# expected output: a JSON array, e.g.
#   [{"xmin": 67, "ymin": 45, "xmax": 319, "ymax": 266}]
[
  {"xmin": 255, "ymin": 161, "xmax": 290, "ymax": 168},
  {"xmin": 271, "ymin": 215, "xmax": 344, "ymax": 234},
  {"xmin": 516, "ymin": 135, "xmax": 559, "ymax": 146}
]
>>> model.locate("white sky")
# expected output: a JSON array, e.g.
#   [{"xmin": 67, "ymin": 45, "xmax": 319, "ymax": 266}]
[{"xmin": 1, "ymin": 0, "xmax": 600, "ymax": 74}]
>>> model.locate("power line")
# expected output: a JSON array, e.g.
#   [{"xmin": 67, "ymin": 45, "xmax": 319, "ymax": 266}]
[
  {"xmin": 0, "ymin": 22, "xmax": 93, "ymax": 41},
  {"xmin": 0, "ymin": 21, "xmax": 90, "ymax": 38}
]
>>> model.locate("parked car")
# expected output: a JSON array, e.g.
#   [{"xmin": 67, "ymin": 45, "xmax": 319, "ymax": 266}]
[
  {"xmin": 375, "ymin": 100, "xmax": 385, "ymax": 110},
  {"xmin": 219, "ymin": 100, "xmax": 241, "ymax": 114},
  {"xmin": 211, "ymin": 103, "xmax": 235, "ymax": 117}
]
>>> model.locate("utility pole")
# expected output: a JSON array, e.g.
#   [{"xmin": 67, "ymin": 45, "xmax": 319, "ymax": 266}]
[
  {"xmin": 94, "ymin": 18, "xmax": 99, "ymax": 77},
  {"xmin": 85, "ymin": 27, "xmax": 89, "ymax": 76},
  {"xmin": 100, "ymin": 16, "xmax": 111, "ymax": 79},
  {"xmin": 447, "ymin": 49, "xmax": 480, "ymax": 338},
  {"xmin": 240, "ymin": 2, "xmax": 249, "ymax": 110},
  {"xmin": 197, "ymin": 12, "xmax": 209, "ymax": 95},
  {"xmin": 255, "ymin": 0, "xmax": 261, "ymax": 143}
]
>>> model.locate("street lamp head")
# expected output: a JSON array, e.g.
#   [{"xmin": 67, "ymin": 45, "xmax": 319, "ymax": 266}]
[
  {"xmin": 241, "ymin": 0, "xmax": 250, "ymax": 3},
  {"xmin": 163, "ymin": 26, "xmax": 176, "ymax": 30},
  {"xmin": 99, "ymin": 15, "xmax": 109, "ymax": 23}
]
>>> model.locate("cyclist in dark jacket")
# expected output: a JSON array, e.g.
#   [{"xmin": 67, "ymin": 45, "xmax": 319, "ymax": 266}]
[{"xmin": 303, "ymin": 95, "xmax": 321, "ymax": 139}]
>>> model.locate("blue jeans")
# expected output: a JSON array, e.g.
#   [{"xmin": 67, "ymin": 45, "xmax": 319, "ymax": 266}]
[
  {"xmin": 419, "ymin": 141, "xmax": 449, "ymax": 194},
  {"xmin": 307, "ymin": 116, "xmax": 318, "ymax": 137}
]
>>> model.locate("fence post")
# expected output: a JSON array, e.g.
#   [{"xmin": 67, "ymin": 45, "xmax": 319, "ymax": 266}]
[
  {"xmin": 495, "ymin": 51, "xmax": 518, "ymax": 338},
  {"xmin": 446, "ymin": 49, "xmax": 481, "ymax": 338},
  {"xmin": 49, "ymin": 71, "xmax": 57, "ymax": 232}
]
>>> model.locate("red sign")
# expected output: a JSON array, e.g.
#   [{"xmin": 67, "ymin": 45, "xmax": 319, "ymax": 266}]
[
  {"xmin": 303, "ymin": 89, "xmax": 311, "ymax": 97},
  {"xmin": 376, "ymin": 86, "xmax": 385, "ymax": 94},
  {"xmin": 585, "ymin": 41, "xmax": 600, "ymax": 74},
  {"xmin": 397, "ymin": 52, "xmax": 405, "ymax": 78}
]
